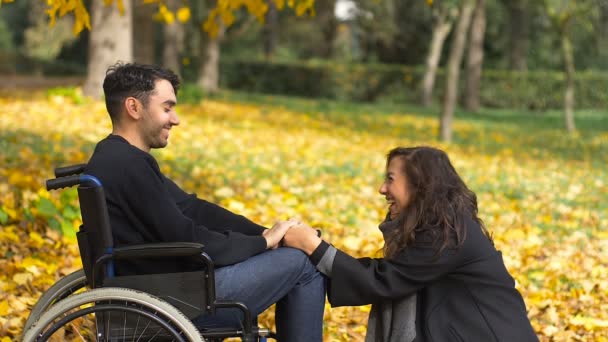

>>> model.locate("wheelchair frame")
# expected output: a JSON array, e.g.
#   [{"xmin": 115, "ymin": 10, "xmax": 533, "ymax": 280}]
[{"xmin": 24, "ymin": 164, "xmax": 276, "ymax": 342}]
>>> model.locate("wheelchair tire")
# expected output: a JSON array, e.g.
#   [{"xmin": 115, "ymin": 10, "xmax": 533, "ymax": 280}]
[
  {"xmin": 24, "ymin": 269, "xmax": 88, "ymax": 332},
  {"xmin": 23, "ymin": 287, "xmax": 204, "ymax": 342}
]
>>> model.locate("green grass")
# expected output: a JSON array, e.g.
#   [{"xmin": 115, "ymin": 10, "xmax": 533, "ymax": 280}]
[{"xmin": 205, "ymin": 89, "xmax": 608, "ymax": 167}]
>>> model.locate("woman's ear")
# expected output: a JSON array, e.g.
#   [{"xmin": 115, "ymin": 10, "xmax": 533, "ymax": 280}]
[{"xmin": 124, "ymin": 97, "xmax": 142, "ymax": 120}]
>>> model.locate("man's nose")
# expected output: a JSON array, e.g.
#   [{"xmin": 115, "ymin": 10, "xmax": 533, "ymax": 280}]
[{"xmin": 171, "ymin": 112, "xmax": 180, "ymax": 126}]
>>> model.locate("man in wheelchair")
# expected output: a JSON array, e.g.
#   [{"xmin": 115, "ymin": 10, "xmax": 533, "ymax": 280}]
[{"xmin": 83, "ymin": 62, "xmax": 325, "ymax": 341}]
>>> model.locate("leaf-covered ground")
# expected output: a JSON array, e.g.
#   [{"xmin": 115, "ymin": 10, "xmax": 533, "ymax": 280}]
[{"xmin": 0, "ymin": 89, "xmax": 607, "ymax": 341}]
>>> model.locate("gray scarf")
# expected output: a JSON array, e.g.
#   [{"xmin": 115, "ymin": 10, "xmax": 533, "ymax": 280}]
[{"xmin": 365, "ymin": 217, "xmax": 417, "ymax": 342}]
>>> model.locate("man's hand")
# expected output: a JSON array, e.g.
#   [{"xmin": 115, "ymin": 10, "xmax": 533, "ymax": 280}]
[
  {"xmin": 283, "ymin": 223, "xmax": 323, "ymax": 255},
  {"xmin": 263, "ymin": 218, "xmax": 300, "ymax": 249}
]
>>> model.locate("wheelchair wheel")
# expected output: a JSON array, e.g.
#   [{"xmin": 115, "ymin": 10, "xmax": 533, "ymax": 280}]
[
  {"xmin": 23, "ymin": 287, "xmax": 203, "ymax": 342},
  {"xmin": 24, "ymin": 269, "xmax": 88, "ymax": 332}
]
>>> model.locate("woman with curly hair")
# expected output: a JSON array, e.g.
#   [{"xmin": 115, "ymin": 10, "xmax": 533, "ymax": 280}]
[{"xmin": 284, "ymin": 146, "xmax": 538, "ymax": 342}]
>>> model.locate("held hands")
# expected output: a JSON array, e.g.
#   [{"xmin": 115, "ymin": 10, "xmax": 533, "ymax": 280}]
[
  {"xmin": 263, "ymin": 219, "xmax": 323, "ymax": 254},
  {"xmin": 282, "ymin": 222, "xmax": 323, "ymax": 256},
  {"xmin": 263, "ymin": 218, "xmax": 301, "ymax": 249}
]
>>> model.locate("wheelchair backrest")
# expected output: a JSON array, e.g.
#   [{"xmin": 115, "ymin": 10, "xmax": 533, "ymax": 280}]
[
  {"xmin": 47, "ymin": 164, "xmax": 213, "ymax": 318},
  {"xmin": 77, "ymin": 185, "xmax": 115, "ymax": 286},
  {"xmin": 46, "ymin": 164, "xmax": 115, "ymax": 287}
]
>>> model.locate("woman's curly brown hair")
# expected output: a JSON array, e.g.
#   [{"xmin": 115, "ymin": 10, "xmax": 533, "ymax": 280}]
[{"xmin": 384, "ymin": 146, "xmax": 493, "ymax": 258}]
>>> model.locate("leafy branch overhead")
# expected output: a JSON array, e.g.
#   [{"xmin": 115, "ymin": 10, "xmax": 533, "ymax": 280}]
[{"xmin": 12, "ymin": 0, "xmax": 316, "ymax": 36}]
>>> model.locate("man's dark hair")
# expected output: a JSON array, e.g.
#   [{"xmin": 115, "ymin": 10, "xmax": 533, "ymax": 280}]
[{"xmin": 102, "ymin": 62, "xmax": 180, "ymax": 122}]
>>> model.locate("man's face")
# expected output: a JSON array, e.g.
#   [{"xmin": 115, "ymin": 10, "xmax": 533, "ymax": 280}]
[{"xmin": 139, "ymin": 79, "xmax": 179, "ymax": 150}]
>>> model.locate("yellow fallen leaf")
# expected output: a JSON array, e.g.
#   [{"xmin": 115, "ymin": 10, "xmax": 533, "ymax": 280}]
[
  {"xmin": 0, "ymin": 227, "xmax": 19, "ymax": 242},
  {"xmin": 353, "ymin": 325, "xmax": 367, "ymax": 333},
  {"xmin": 226, "ymin": 199, "xmax": 245, "ymax": 212},
  {"xmin": 342, "ymin": 236, "xmax": 362, "ymax": 251},
  {"xmin": 570, "ymin": 315, "xmax": 608, "ymax": 329},
  {"xmin": 29, "ymin": 232, "xmax": 45, "ymax": 248},
  {"xmin": 0, "ymin": 301, "xmax": 9, "ymax": 316},
  {"xmin": 542, "ymin": 325, "xmax": 558, "ymax": 336},
  {"xmin": 12, "ymin": 273, "xmax": 33, "ymax": 286},
  {"xmin": 215, "ymin": 186, "xmax": 235, "ymax": 198},
  {"xmin": 7, "ymin": 297, "xmax": 28, "ymax": 312}
]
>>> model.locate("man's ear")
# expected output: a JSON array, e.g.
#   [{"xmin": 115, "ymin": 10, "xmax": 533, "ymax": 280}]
[{"xmin": 124, "ymin": 97, "xmax": 142, "ymax": 120}]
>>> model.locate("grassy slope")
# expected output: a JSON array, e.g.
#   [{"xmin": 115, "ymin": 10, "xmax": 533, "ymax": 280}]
[{"xmin": 0, "ymin": 88, "xmax": 606, "ymax": 340}]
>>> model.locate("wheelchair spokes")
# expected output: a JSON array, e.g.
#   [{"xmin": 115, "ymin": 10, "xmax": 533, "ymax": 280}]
[{"xmin": 23, "ymin": 288, "xmax": 203, "ymax": 342}]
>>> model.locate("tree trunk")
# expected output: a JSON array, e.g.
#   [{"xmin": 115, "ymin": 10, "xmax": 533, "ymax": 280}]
[
  {"xmin": 163, "ymin": 23, "xmax": 185, "ymax": 77},
  {"xmin": 507, "ymin": 0, "xmax": 529, "ymax": 70},
  {"xmin": 316, "ymin": 0, "xmax": 337, "ymax": 59},
  {"xmin": 133, "ymin": 1, "xmax": 155, "ymax": 64},
  {"xmin": 162, "ymin": 0, "xmax": 185, "ymax": 77},
  {"xmin": 420, "ymin": 7, "xmax": 453, "ymax": 107},
  {"xmin": 198, "ymin": 26, "xmax": 224, "ymax": 94},
  {"xmin": 561, "ymin": 27, "xmax": 576, "ymax": 133},
  {"xmin": 197, "ymin": 0, "xmax": 224, "ymax": 93},
  {"xmin": 439, "ymin": 0, "xmax": 475, "ymax": 142},
  {"xmin": 598, "ymin": 0, "xmax": 608, "ymax": 69},
  {"xmin": 464, "ymin": 0, "xmax": 486, "ymax": 112},
  {"xmin": 263, "ymin": 0, "xmax": 278, "ymax": 60},
  {"xmin": 83, "ymin": 0, "xmax": 133, "ymax": 99}
]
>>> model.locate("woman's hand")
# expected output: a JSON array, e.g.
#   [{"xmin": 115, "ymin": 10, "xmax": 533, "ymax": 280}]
[
  {"xmin": 263, "ymin": 218, "xmax": 300, "ymax": 249},
  {"xmin": 283, "ymin": 223, "xmax": 323, "ymax": 255}
]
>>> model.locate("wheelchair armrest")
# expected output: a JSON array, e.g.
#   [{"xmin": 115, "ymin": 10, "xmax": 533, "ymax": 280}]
[
  {"xmin": 112, "ymin": 242, "xmax": 207, "ymax": 259},
  {"xmin": 92, "ymin": 242, "xmax": 215, "ymax": 293}
]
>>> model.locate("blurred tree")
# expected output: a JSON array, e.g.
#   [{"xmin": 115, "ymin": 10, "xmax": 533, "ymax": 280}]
[
  {"xmin": 464, "ymin": 0, "xmax": 486, "ymax": 112},
  {"xmin": 196, "ymin": 0, "xmax": 315, "ymax": 92},
  {"xmin": 162, "ymin": 0, "xmax": 186, "ymax": 77},
  {"xmin": 212, "ymin": 9, "xmax": 259, "ymax": 60},
  {"xmin": 0, "ymin": 0, "xmax": 28, "ymax": 51},
  {"xmin": 353, "ymin": 0, "xmax": 431, "ymax": 64},
  {"xmin": 22, "ymin": 0, "xmax": 76, "ymax": 75},
  {"xmin": 315, "ymin": 0, "xmax": 337, "ymax": 59},
  {"xmin": 0, "ymin": 17, "xmax": 12, "ymax": 51},
  {"xmin": 420, "ymin": 0, "xmax": 458, "ymax": 107},
  {"xmin": 500, "ymin": 0, "xmax": 530, "ymax": 70},
  {"xmin": 262, "ymin": 0, "xmax": 278, "ymax": 59},
  {"xmin": 198, "ymin": 0, "xmax": 223, "ymax": 93},
  {"xmin": 133, "ymin": 0, "xmax": 156, "ymax": 65},
  {"xmin": 273, "ymin": 8, "xmax": 335, "ymax": 60},
  {"xmin": 596, "ymin": 0, "xmax": 608, "ymax": 69},
  {"xmin": 82, "ymin": 0, "xmax": 132, "ymax": 98},
  {"xmin": 0, "ymin": 17, "xmax": 15, "ymax": 73},
  {"xmin": 2, "ymin": 0, "xmax": 315, "ymax": 96},
  {"xmin": 440, "ymin": 0, "xmax": 475, "ymax": 142},
  {"xmin": 543, "ymin": 0, "xmax": 595, "ymax": 133}
]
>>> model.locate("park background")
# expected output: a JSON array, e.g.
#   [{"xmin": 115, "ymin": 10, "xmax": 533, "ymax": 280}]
[{"xmin": 0, "ymin": 0, "xmax": 607, "ymax": 340}]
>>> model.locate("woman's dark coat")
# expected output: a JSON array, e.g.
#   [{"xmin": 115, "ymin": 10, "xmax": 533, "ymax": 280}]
[{"xmin": 327, "ymin": 217, "xmax": 538, "ymax": 341}]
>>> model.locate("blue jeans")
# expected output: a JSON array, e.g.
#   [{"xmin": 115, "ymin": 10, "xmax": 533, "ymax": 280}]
[{"xmin": 196, "ymin": 247, "xmax": 326, "ymax": 341}]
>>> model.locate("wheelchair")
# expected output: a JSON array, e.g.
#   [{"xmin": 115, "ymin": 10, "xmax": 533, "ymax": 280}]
[{"xmin": 23, "ymin": 164, "xmax": 277, "ymax": 341}]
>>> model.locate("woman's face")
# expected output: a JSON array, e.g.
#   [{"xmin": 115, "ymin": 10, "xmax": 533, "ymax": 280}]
[{"xmin": 379, "ymin": 157, "xmax": 411, "ymax": 219}]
